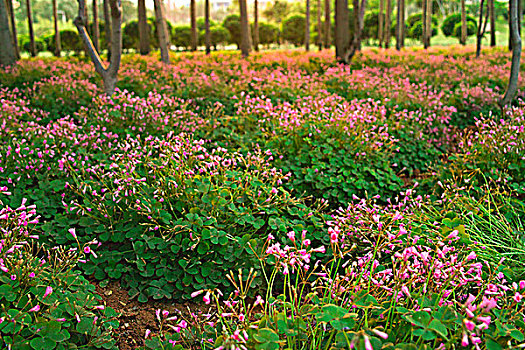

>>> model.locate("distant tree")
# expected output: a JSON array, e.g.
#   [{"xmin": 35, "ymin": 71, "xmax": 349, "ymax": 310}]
[
  {"xmin": 489, "ymin": 0, "xmax": 495, "ymax": 46},
  {"xmin": 316, "ymin": 0, "xmax": 321, "ymax": 49},
  {"xmin": 263, "ymin": 0, "xmax": 290, "ymax": 24},
  {"xmin": 395, "ymin": 0, "xmax": 405, "ymax": 49},
  {"xmin": 305, "ymin": 0, "xmax": 310, "ymax": 50},
  {"xmin": 223, "ymin": 14, "xmax": 241, "ymax": 47},
  {"xmin": 74, "ymin": 0, "xmax": 122, "ymax": 95},
  {"xmin": 239, "ymin": 0, "xmax": 251, "ymax": 56},
  {"xmin": 253, "ymin": 0, "xmax": 259, "ymax": 50},
  {"xmin": 323, "ymin": 0, "xmax": 329, "ymax": 47},
  {"xmin": 52, "ymin": 0, "xmax": 60, "ymax": 56},
  {"xmin": 383, "ymin": 0, "xmax": 391, "ymax": 48},
  {"xmin": 205, "ymin": 0, "xmax": 211, "ymax": 54},
  {"xmin": 0, "ymin": 0, "xmax": 16, "ymax": 66},
  {"xmin": 378, "ymin": 0, "xmax": 383, "ymax": 46},
  {"xmin": 476, "ymin": 0, "xmax": 489, "ymax": 57},
  {"xmin": 424, "ymin": 0, "xmax": 432, "ymax": 48},
  {"xmin": 460, "ymin": 0, "xmax": 466, "ymax": 44}
]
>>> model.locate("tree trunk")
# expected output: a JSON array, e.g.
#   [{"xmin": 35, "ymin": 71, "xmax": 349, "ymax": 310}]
[
  {"xmin": 424, "ymin": 0, "xmax": 431, "ymax": 48},
  {"xmin": 400, "ymin": 0, "xmax": 405, "ymax": 46},
  {"xmin": 93, "ymin": 0, "xmax": 99, "ymax": 51},
  {"xmin": 26, "ymin": 0, "xmax": 36, "ymax": 56},
  {"xmin": 378, "ymin": 0, "xmax": 384, "ymax": 47},
  {"xmin": 52, "ymin": 0, "xmax": 61, "ymax": 56},
  {"xmin": 395, "ymin": 0, "xmax": 402, "ymax": 49},
  {"xmin": 254, "ymin": 0, "xmax": 259, "ymax": 51},
  {"xmin": 422, "ymin": 0, "xmax": 427, "ymax": 46},
  {"xmin": 205, "ymin": 0, "xmax": 211, "ymax": 54},
  {"xmin": 499, "ymin": 0, "xmax": 521, "ymax": 107},
  {"xmin": 6, "ymin": 0, "xmax": 19, "ymax": 59},
  {"xmin": 74, "ymin": 0, "xmax": 122, "ymax": 95},
  {"xmin": 190, "ymin": 0, "xmax": 197, "ymax": 51},
  {"xmin": 239, "ymin": 0, "xmax": 251, "ymax": 57},
  {"xmin": 384, "ymin": 0, "xmax": 391, "ymax": 48},
  {"xmin": 489, "ymin": 0, "xmax": 496, "ymax": 46},
  {"xmin": 103, "ymin": 0, "xmax": 112, "ymax": 59},
  {"xmin": 335, "ymin": 0, "xmax": 349, "ymax": 60},
  {"xmin": 324, "ymin": 0, "xmax": 330, "ymax": 48},
  {"xmin": 317, "ymin": 0, "xmax": 322, "ymax": 50},
  {"xmin": 154, "ymin": 0, "xmax": 170, "ymax": 63},
  {"xmin": 476, "ymin": 0, "xmax": 489, "ymax": 57},
  {"xmin": 0, "ymin": 0, "xmax": 16, "ymax": 66},
  {"xmin": 460, "ymin": 0, "xmax": 466, "ymax": 45},
  {"xmin": 138, "ymin": 0, "xmax": 150, "ymax": 54},
  {"xmin": 519, "ymin": 0, "xmax": 522, "ymax": 37},
  {"xmin": 305, "ymin": 0, "xmax": 310, "ymax": 50}
]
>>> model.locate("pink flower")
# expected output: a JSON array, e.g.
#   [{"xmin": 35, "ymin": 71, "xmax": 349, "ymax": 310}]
[
  {"xmin": 203, "ymin": 291, "xmax": 211, "ymax": 305},
  {"xmin": 466, "ymin": 252, "xmax": 477, "ymax": 261},
  {"xmin": 68, "ymin": 228, "xmax": 77, "ymax": 239},
  {"xmin": 145, "ymin": 329, "xmax": 151, "ymax": 339},
  {"xmin": 43, "ymin": 286, "xmax": 53, "ymax": 298},
  {"xmin": 287, "ymin": 231, "xmax": 295, "ymax": 242},
  {"xmin": 461, "ymin": 332, "xmax": 469, "ymax": 346},
  {"xmin": 371, "ymin": 328, "xmax": 388, "ymax": 340},
  {"xmin": 464, "ymin": 319, "xmax": 475, "ymax": 331},
  {"xmin": 29, "ymin": 305, "xmax": 40, "ymax": 312},
  {"xmin": 514, "ymin": 292, "xmax": 523, "ymax": 303},
  {"xmin": 363, "ymin": 335, "xmax": 373, "ymax": 350},
  {"xmin": 191, "ymin": 290, "xmax": 203, "ymax": 298}
]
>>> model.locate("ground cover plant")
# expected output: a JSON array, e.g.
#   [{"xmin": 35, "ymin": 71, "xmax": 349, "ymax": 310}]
[{"xmin": 0, "ymin": 46, "xmax": 524, "ymax": 348}]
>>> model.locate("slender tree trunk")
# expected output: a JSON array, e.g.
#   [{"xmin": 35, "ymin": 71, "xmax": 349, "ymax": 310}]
[
  {"xmin": 424, "ymin": 0, "xmax": 432, "ymax": 48},
  {"xmin": 103, "ymin": 0, "xmax": 112, "ymax": 59},
  {"xmin": 26, "ymin": 0, "xmax": 36, "ymax": 56},
  {"xmin": 384, "ymin": 0, "xmax": 391, "ymax": 48},
  {"xmin": 205, "ymin": 0, "xmax": 211, "ymax": 54},
  {"xmin": 154, "ymin": 0, "xmax": 170, "ymax": 63},
  {"xmin": 422, "ymin": 0, "xmax": 427, "ymax": 45},
  {"xmin": 6, "ymin": 0, "xmax": 19, "ymax": 58},
  {"xmin": 396, "ymin": 0, "xmax": 402, "ymax": 49},
  {"xmin": 317, "ymin": 0, "xmax": 322, "ymax": 50},
  {"xmin": 400, "ymin": 0, "xmax": 405, "ymax": 46},
  {"xmin": 138, "ymin": 0, "xmax": 150, "ymax": 54},
  {"xmin": 93, "ymin": 0, "xmax": 99, "ymax": 51},
  {"xmin": 460, "ymin": 0, "xmax": 466, "ymax": 45},
  {"xmin": 254, "ymin": 0, "xmax": 259, "ymax": 51},
  {"xmin": 74, "ymin": 0, "xmax": 122, "ymax": 95},
  {"xmin": 0, "ymin": 0, "xmax": 16, "ymax": 65},
  {"xmin": 324, "ymin": 0, "xmax": 330, "ymax": 48},
  {"xmin": 378, "ymin": 0, "xmax": 384, "ymax": 47},
  {"xmin": 489, "ymin": 0, "xmax": 496, "ymax": 46},
  {"xmin": 305, "ymin": 0, "xmax": 310, "ymax": 50},
  {"xmin": 499, "ymin": 0, "xmax": 521, "ymax": 107},
  {"xmin": 509, "ymin": 0, "xmax": 513, "ymax": 50},
  {"xmin": 190, "ymin": 0, "xmax": 197, "ymax": 51},
  {"xmin": 239, "ymin": 0, "xmax": 251, "ymax": 57},
  {"xmin": 519, "ymin": 0, "xmax": 522, "ymax": 37},
  {"xmin": 52, "ymin": 0, "xmax": 60, "ymax": 56}
]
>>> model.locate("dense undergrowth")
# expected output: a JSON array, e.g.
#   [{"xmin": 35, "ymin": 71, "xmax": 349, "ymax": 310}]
[{"xmin": 0, "ymin": 47, "xmax": 524, "ymax": 349}]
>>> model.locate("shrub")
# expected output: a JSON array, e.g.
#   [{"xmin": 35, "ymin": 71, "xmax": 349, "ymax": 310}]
[
  {"xmin": 222, "ymin": 14, "xmax": 241, "ymax": 47},
  {"xmin": 408, "ymin": 20, "xmax": 438, "ymax": 39},
  {"xmin": 252, "ymin": 22, "xmax": 280, "ymax": 46},
  {"xmin": 442, "ymin": 13, "xmax": 477, "ymax": 37},
  {"xmin": 453, "ymin": 21, "xmax": 477, "ymax": 39},
  {"xmin": 58, "ymin": 30, "xmax": 84, "ymax": 54},
  {"xmin": 210, "ymin": 26, "xmax": 230, "ymax": 48},
  {"xmin": 282, "ymin": 14, "xmax": 306, "ymax": 46},
  {"xmin": 18, "ymin": 35, "xmax": 45, "ymax": 54},
  {"xmin": 172, "ymin": 25, "xmax": 192, "ymax": 49}
]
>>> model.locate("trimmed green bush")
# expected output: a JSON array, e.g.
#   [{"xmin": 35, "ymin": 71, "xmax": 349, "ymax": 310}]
[
  {"xmin": 442, "ymin": 13, "xmax": 477, "ymax": 37},
  {"xmin": 282, "ymin": 14, "xmax": 306, "ymax": 46}
]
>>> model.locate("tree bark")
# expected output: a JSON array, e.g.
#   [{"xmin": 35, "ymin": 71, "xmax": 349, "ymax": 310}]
[
  {"xmin": 239, "ymin": 0, "xmax": 251, "ymax": 57},
  {"xmin": 154, "ymin": 0, "xmax": 170, "ymax": 63},
  {"xmin": 378, "ymin": 0, "xmax": 384, "ymax": 47},
  {"xmin": 400, "ymin": 0, "xmax": 405, "ymax": 45},
  {"xmin": 489, "ymin": 0, "xmax": 496, "ymax": 46},
  {"xmin": 74, "ymin": 0, "xmax": 122, "ymax": 95},
  {"xmin": 324, "ymin": 0, "xmax": 330, "ymax": 48},
  {"xmin": 317, "ymin": 0, "xmax": 322, "ymax": 50},
  {"xmin": 422, "ymin": 0, "xmax": 427, "ymax": 46},
  {"xmin": 384, "ymin": 0, "xmax": 391, "ymax": 48},
  {"xmin": 6, "ymin": 0, "xmax": 19, "ymax": 59},
  {"xmin": 424, "ymin": 0, "xmax": 431, "ymax": 48},
  {"xmin": 205, "ymin": 0, "xmax": 211, "ymax": 54},
  {"xmin": 26, "ymin": 0, "xmax": 36, "ymax": 56},
  {"xmin": 254, "ymin": 0, "xmax": 259, "ymax": 51},
  {"xmin": 190, "ymin": 0, "xmax": 197, "ymax": 51},
  {"xmin": 460, "ymin": 0, "xmax": 466, "ymax": 45},
  {"xmin": 93, "ymin": 0, "xmax": 100, "ymax": 51},
  {"xmin": 499, "ymin": 0, "xmax": 521, "ymax": 108},
  {"xmin": 138, "ymin": 0, "xmax": 150, "ymax": 54},
  {"xmin": 395, "ymin": 0, "xmax": 402, "ymax": 49},
  {"xmin": 103, "ymin": 0, "xmax": 112, "ymax": 59},
  {"xmin": 0, "ymin": 0, "xmax": 16, "ymax": 66},
  {"xmin": 305, "ymin": 0, "xmax": 310, "ymax": 50}
]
